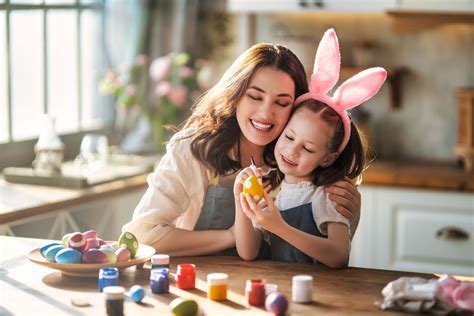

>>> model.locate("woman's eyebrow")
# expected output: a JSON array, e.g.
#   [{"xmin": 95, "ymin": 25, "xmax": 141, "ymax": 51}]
[{"xmin": 248, "ymin": 86, "xmax": 293, "ymax": 99}]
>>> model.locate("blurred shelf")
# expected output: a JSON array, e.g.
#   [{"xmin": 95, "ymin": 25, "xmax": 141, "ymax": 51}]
[{"xmin": 386, "ymin": 10, "xmax": 474, "ymax": 33}]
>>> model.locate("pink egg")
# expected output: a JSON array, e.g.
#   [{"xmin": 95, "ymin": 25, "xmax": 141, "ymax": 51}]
[
  {"xmin": 68, "ymin": 232, "xmax": 87, "ymax": 252},
  {"xmin": 83, "ymin": 230, "xmax": 97, "ymax": 239},
  {"xmin": 115, "ymin": 247, "xmax": 131, "ymax": 262},
  {"xmin": 82, "ymin": 249, "xmax": 108, "ymax": 264},
  {"xmin": 85, "ymin": 238, "xmax": 100, "ymax": 250}
]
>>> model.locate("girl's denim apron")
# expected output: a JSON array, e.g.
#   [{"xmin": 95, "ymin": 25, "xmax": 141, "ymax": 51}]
[{"xmin": 267, "ymin": 202, "xmax": 326, "ymax": 262}]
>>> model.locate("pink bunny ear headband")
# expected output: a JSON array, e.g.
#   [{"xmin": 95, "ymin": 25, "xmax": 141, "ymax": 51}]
[{"xmin": 294, "ymin": 28, "xmax": 387, "ymax": 154}]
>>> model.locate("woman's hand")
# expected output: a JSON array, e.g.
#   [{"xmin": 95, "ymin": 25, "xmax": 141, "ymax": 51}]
[
  {"xmin": 240, "ymin": 190, "xmax": 285, "ymax": 234},
  {"xmin": 325, "ymin": 176, "xmax": 361, "ymax": 236},
  {"xmin": 233, "ymin": 166, "xmax": 262, "ymax": 199}
]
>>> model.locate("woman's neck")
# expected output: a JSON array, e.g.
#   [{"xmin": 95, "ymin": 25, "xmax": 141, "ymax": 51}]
[{"xmin": 238, "ymin": 136, "xmax": 265, "ymax": 168}]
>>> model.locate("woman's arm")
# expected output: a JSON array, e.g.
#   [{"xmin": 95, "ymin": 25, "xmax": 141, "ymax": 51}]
[
  {"xmin": 233, "ymin": 167, "xmax": 263, "ymax": 260},
  {"xmin": 325, "ymin": 177, "xmax": 361, "ymax": 237},
  {"xmin": 151, "ymin": 228, "xmax": 235, "ymax": 257}
]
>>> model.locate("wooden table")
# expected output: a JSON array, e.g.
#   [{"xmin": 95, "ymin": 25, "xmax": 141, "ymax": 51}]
[{"xmin": 0, "ymin": 236, "xmax": 435, "ymax": 315}]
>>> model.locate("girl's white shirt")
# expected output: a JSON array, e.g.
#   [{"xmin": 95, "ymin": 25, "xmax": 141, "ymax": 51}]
[{"xmin": 122, "ymin": 128, "xmax": 214, "ymax": 245}]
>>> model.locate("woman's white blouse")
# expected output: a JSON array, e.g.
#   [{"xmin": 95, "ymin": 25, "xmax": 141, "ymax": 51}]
[{"xmin": 122, "ymin": 129, "xmax": 213, "ymax": 245}]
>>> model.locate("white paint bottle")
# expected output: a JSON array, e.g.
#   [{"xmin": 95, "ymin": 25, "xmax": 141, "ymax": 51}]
[{"xmin": 292, "ymin": 275, "xmax": 313, "ymax": 303}]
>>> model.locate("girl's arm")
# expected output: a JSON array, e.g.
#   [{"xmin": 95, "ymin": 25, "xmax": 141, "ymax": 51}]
[
  {"xmin": 233, "ymin": 167, "xmax": 263, "ymax": 260},
  {"xmin": 242, "ymin": 191, "xmax": 350, "ymax": 268},
  {"xmin": 325, "ymin": 177, "xmax": 361, "ymax": 238}
]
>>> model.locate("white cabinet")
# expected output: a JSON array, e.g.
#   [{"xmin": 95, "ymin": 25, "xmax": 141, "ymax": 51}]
[
  {"xmin": 398, "ymin": 0, "xmax": 474, "ymax": 11},
  {"xmin": 350, "ymin": 186, "xmax": 474, "ymax": 276},
  {"xmin": 227, "ymin": 0, "xmax": 398, "ymax": 13}
]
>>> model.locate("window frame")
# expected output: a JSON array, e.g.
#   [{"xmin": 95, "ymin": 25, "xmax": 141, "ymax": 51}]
[{"xmin": 0, "ymin": 0, "xmax": 111, "ymax": 170}]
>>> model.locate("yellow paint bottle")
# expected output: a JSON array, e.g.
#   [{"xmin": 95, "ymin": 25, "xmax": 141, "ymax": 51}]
[{"xmin": 207, "ymin": 273, "xmax": 228, "ymax": 301}]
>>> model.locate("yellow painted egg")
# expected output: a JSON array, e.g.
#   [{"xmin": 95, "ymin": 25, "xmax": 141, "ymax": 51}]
[{"xmin": 243, "ymin": 175, "xmax": 264, "ymax": 202}]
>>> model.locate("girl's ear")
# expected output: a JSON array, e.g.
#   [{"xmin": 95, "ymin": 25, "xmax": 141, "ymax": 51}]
[{"xmin": 321, "ymin": 152, "xmax": 339, "ymax": 167}]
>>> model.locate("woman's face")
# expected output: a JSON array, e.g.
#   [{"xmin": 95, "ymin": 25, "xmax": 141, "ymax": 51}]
[
  {"xmin": 236, "ymin": 67, "xmax": 295, "ymax": 147},
  {"xmin": 275, "ymin": 107, "xmax": 337, "ymax": 183}
]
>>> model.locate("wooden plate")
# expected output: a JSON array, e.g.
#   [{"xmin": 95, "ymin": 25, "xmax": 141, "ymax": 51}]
[{"xmin": 28, "ymin": 243, "xmax": 156, "ymax": 277}]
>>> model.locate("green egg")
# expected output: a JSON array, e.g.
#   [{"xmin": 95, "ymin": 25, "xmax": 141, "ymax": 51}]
[
  {"xmin": 118, "ymin": 231, "xmax": 138, "ymax": 258},
  {"xmin": 170, "ymin": 298, "xmax": 198, "ymax": 316}
]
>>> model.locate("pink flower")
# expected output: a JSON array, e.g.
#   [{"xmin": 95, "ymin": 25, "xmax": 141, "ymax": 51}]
[
  {"xmin": 155, "ymin": 81, "xmax": 171, "ymax": 96},
  {"xmin": 105, "ymin": 70, "xmax": 116, "ymax": 82},
  {"xmin": 168, "ymin": 85, "xmax": 188, "ymax": 107},
  {"xmin": 179, "ymin": 66, "xmax": 193, "ymax": 78},
  {"xmin": 150, "ymin": 55, "xmax": 172, "ymax": 81},
  {"xmin": 126, "ymin": 85, "xmax": 136, "ymax": 96}
]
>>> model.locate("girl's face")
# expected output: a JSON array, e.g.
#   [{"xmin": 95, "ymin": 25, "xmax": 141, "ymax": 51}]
[
  {"xmin": 236, "ymin": 67, "xmax": 295, "ymax": 148},
  {"xmin": 275, "ymin": 107, "xmax": 338, "ymax": 183}
]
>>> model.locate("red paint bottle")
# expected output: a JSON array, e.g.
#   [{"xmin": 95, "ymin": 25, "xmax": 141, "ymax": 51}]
[
  {"xmin": 176, "ymin": 264, "xmax": 196, "ymax": 289},
  {"xmin": 246, "ymin": 279, "xmax": 266, "ymax": 306}
]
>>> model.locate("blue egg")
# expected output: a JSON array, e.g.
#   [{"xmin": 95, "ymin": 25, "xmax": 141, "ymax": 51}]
[
  {"xmin": 44, "ymin": 245, "xmax": 66, "ymax": 263},
  {"xmin": 129, "ymin": 285, "xmax": 145, "ymax": 302},
  {"xmin": 55, "ymin": 248, "xmax": 82, "ymax": 264},
  {"xmin": 99, "ymin": 244, "xmax": 115, "ymax": 252},
  {"xmin": 40, "ymin": 242, "xmax": 60, "ymax": 258}
]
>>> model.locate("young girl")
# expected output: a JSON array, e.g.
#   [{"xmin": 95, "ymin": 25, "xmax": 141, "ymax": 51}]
[
  {"xmin": 234, "ymin": 29, "xmax": 387, "ymax": 268},
  {"xmin": 122, "ymin": 42, "xmax": 362, "ymax": 257}
]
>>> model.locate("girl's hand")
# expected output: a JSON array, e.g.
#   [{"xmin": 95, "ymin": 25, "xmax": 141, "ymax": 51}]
[
  {"xmin": 240, "ymin": 190, "xmax": 285, "ymax": 234},
  {"xmin": 325, "ymin": 176, "xmax": 361, "ymax": 234},
  {"xmin": 233, "ymin": 166, "xmax": 263, "ymax": 198}
]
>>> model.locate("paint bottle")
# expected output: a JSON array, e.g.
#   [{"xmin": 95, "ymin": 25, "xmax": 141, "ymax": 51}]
[
  {"xmin": 292, "ymin": 275, "xmax": 313, "ymax": 303},
  {"xmin": 98, "ymin": 267, "xmax": 119, "ymax": 292},
  {"xmin": 176, "ymin": 264, "xmax": 196, "ymax": 289},
  {"xmin": 246, "ymin": 279, "xmax": 266, "ymax": 306},
  {"xmin": 103, "ymin": 286, "xmax": 125, "ymax": 316},
  {"xmin": 150, "ymin": 268, "xmax": 170, "ymax": 294},
  {"xmin": 151, "ymin": 254, "xmax": 170, "ymax": 269},
  {"xmin": 207, "ymin": 273, "xmax": 228, "ymax": 301}
]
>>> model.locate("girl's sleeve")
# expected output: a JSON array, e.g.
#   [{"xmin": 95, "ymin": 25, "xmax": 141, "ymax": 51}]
[
  {"xmin": 312, "ymin": 186, "xmax": 351, "ymax": 237},
  {"xmin": 122, "ymin": 130, "xmax": 211, "ymax": 245}
]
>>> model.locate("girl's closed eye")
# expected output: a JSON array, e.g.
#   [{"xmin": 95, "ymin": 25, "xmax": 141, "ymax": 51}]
[
  {"xmin": 276, "ymin": 101, "xmax": 290, "ymax": 107},
  {"xmin": 285, "ymin": 134, "xmax": 294, "ymax": 141},
  {"xmin": 303, "ymin": 146, "xmax": 314, "ymax": 153}
]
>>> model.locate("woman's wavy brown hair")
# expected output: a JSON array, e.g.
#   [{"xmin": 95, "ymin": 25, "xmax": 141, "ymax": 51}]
[{"xmin": 178, "ymin": 43, "xmax": 308, "ymax": 180}]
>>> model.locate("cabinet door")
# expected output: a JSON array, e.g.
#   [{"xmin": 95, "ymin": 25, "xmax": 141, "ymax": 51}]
[{"xmin": 376, "ymin": 188, "xmax": 474, "ymax": 276}]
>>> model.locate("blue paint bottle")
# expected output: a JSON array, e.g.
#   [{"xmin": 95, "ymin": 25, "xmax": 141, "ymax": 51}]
[
  {"xmin": 150, "ymin": 267, "xmax": 169, "ymax": 294},
  {"xmin": 99, "ymin": 267, "xmax": 119, "ymax": 292}
]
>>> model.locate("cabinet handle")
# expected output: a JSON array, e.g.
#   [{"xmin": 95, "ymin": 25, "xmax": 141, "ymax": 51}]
[{"xmin": 436, "ymin": 227, "xmax": 469, "ymax": 241}]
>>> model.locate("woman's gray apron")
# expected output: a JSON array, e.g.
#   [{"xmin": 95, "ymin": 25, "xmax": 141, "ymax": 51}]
[
  {"xmin": 267, "ymin": 202, "xmax": 326, "ymax": 263},
  {"xmin": 194, "ymin": 185, "xmax": 270, "ymax": 257}
]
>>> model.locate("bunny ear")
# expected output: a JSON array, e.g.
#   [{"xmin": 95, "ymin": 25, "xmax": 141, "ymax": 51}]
[
  {"xmin": 332, "ymin": 67, "xmax": 387, "ymax": 110},
  {"xmin": 309, "ymin": 28, "xmax": 341, "ymax": 95}
]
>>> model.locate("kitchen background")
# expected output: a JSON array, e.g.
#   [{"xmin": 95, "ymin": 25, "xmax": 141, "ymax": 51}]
[{"xmin": 1, "ymin": 0, "xmax": 473, "ymax": 276}]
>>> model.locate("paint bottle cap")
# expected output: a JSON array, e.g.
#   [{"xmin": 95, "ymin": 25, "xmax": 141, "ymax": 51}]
[
  {"xmin": 103, "ymin": 286, "xmax": 125, "ymax": 300},
  {"xmin": 151, "ymin": 254, "xmax": 169, "ymax": 265},
  {"xmin": 207, "ymin": 273, "xmax": 228, "ymax": 285},
  {"xmin": 292, "ymin": 275, "xmax": 313, "ymax": 287}
]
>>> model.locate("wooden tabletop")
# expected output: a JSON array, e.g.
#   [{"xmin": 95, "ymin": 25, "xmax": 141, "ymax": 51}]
[
  {"xmin": 0, "ymin": 236, "xmax": 435, "ymax": 315},
  {"xmin": 0, "ymin": 174, "xmax": 148, "ymax": 224}
]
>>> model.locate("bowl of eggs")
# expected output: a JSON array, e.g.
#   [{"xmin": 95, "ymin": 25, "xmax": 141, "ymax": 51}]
[{"xmin": 28, "ymin": 231, "xmax": 155, "ymax": 277}]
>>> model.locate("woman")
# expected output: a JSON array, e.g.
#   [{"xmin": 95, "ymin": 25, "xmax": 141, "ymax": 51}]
[{"xmin": 122, "ymin": 43, "xmax": 361, "ymax": 256}]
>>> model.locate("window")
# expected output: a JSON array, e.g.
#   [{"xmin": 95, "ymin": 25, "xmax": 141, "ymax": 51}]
[{"xmin": 0, "ymin": 0, "xmax": 106, "ymax": 145}]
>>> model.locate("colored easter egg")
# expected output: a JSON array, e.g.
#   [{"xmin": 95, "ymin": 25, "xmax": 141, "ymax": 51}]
[
  {"xmin": 97, "ymin": 238, "xmax": 107, "ymax": 246},
  {"xmin": 40, "ymin": 242, "xmax": 60, "ymax": 258},
  {"xmin": 83, "ymin": 230, "xmax": 97, "ymax": 239},
  {"xmin": 68, "ymin": 232, "xmax": 87, "ymax": 252},
  {"xmin": 243, "ymin": 175, "xmax": 264, "ymax": 202},
  {"xmin": 99, "ymin": 244, "xmax": 115, "ymax": 252},
  {"xmin": 61, "ymin": 233, "xmax": 72, "ymax": 246},
  {"xmin": 129, "ymin": 285, "xmax": 145, "ymax": 302},
  {"xmin": 115, "ymin": 246, "xmax": 131, "ymax": 262},
  {"xmin": 265, "ymin": 292, "xmax": 288, "ymax": 315},
  {"xmin": 118, "ymin": 232, "xmax": 139, "ymax": 258},
  {"xmin": 44, "ymin": 245, "xmax": 66, "ymax": 263},
  {"xmin": 82, "ymin": 249, "xmax": 108, "ymax": 264},
  {"xmin": 170, "ymin": 298, "xmax": 198, "ymax": 316},
  {"xmin": 55, "ymin": 248, "xmax": 82, "ymax": 264},
  {"xmin": 84, "ymin": 238, "xmax": 100, "ymax": 251},
  {"xmin": 102, "ymin": 249, "xmax": 117, "ymax": 264},
  {"xmin": 108, "ymin": 241, "xmax": 119, "ymax": 251}
]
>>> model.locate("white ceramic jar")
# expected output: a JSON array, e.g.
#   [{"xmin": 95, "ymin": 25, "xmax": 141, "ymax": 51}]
[{"xmin": 292, "ymin": 275, "xmax": 313, "ymax": 303}]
